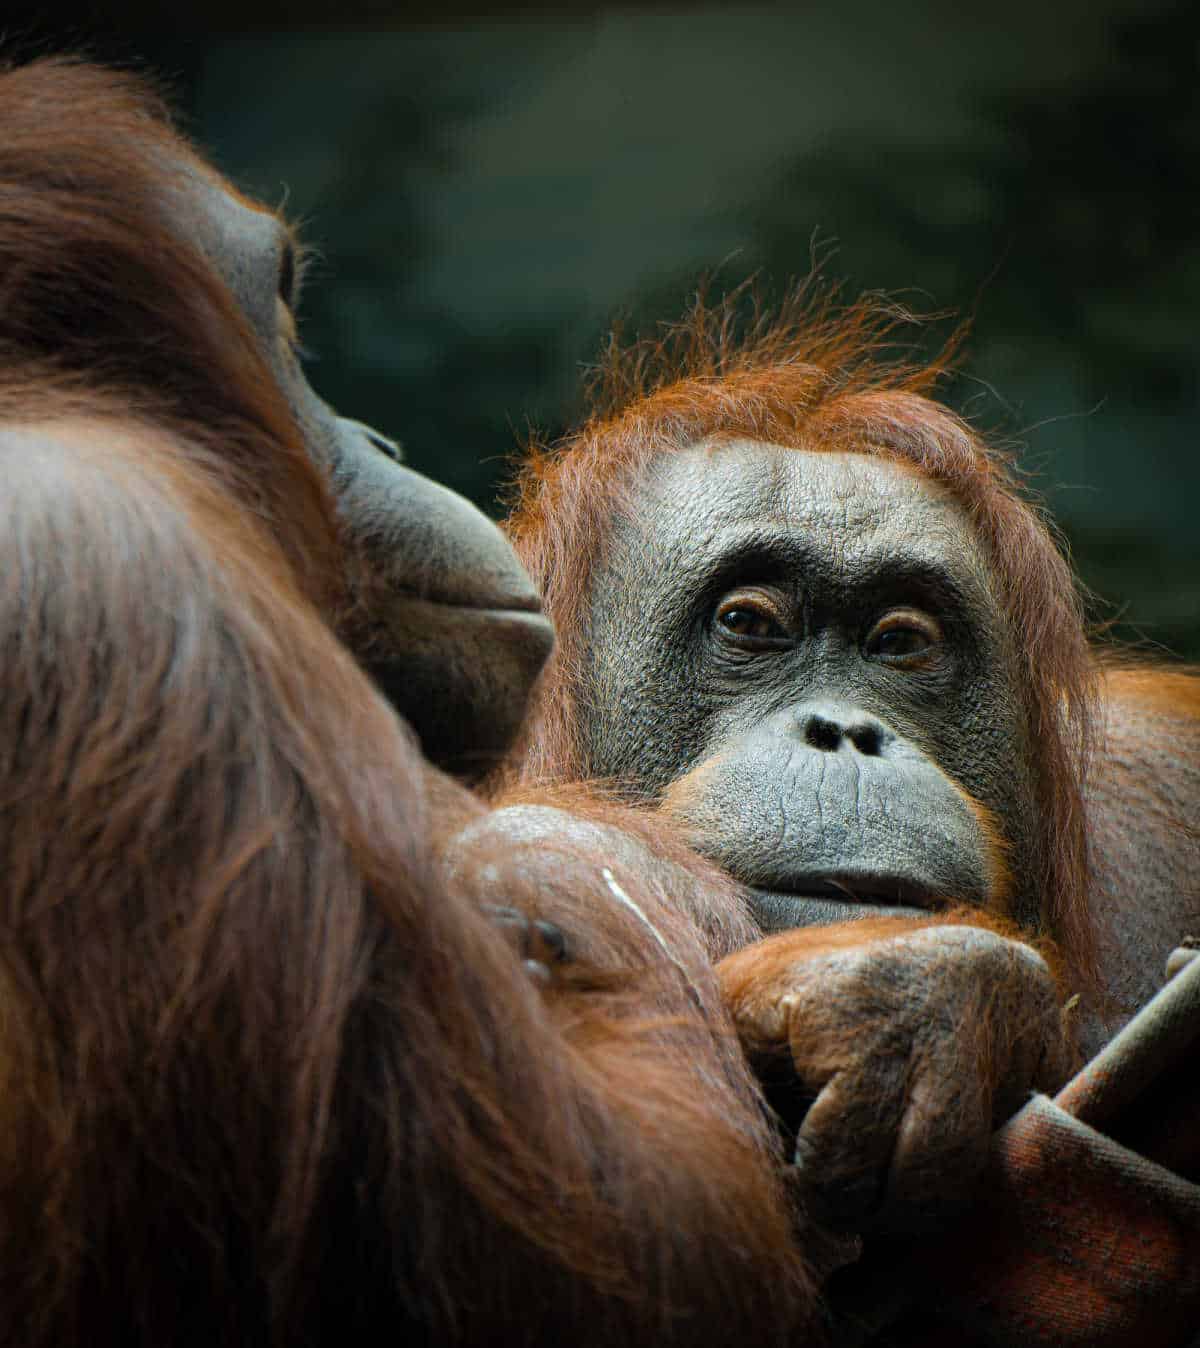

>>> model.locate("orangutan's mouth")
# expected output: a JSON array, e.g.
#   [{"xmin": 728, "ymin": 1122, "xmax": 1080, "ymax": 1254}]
[
  {"xmin": 748, "ymin": 874, "xmax": 945, "ymax": 932},
  {"xmin": 783, "ymin": 873, "xmax": 942, "ymax": 909}
]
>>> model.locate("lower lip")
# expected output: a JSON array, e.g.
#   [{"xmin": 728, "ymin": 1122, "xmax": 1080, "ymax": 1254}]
[{"xmin": 749, "ymin": 890, "xmax": 935, "ymax": 932}]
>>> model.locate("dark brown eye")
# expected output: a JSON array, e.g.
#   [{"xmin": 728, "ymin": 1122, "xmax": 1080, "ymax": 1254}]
[
  {"xmin": 863, "ymin": 609, "xmax": 943, "ymax": 666},
  {"xmin": 714, "ymin": 593, "xmax": 790, "ymax": 644},
  {"xmin": 278, "ymin": 243, "xmax": 295, "ymax": 306},
  {"xmin": 278, "ymin": 236, "xmax": 312, "ymax": 311}
]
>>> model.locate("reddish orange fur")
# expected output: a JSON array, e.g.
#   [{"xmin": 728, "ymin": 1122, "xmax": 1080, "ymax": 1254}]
[
  {"xmin": 503, "ymin": 285, "xmax": 1097, "ymax": 988},
  {"xmin": 1098, "ymin": 659, "xmax": 1200, "ymax": 720},
  {"xmin": 1076, "ymin": 654, "xmax": 1200, "ymax": 1044},
  {"xmin": 0, "ymin": 57, "xmax": 818, "ymax": 1346},
  {"xmin": 722, "ymin": 909, "xmax": 1068, "ymax": 990},
  {"xmin": 1089, "ymin": 656, "xmax": 1200, "ymax": 883}
]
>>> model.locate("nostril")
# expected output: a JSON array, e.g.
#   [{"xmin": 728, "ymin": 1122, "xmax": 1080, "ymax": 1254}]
[
  {"xmin": 804, "ymin": 714, "xmax": 843, "ymax": 753},
  {"xmin": 341, "ymin": 416, "xmax": 404, "ymax": 464},
  {"xmin": 367, "ymin": 429, "xmax": 403, "ymax": 463},
  {"xmin": 847, "ymin": 721, "xmax": 884, "ymax": 756},
  {"xmin": 800, "ymin": 708, "xmax": 892, "ymax": 756}
]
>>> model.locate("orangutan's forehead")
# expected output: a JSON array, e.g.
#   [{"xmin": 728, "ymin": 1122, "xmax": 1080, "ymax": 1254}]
[
  {"xmin": 166, "ymin": 169, "xmax": 294, "ymax": 348},
  {"xmin": 618, "ymin": 439, "xmax": 993, "ymax": 616},
  {"xmin": 645, "ymin": 439, "xmax": 964, "ymax": 533}
]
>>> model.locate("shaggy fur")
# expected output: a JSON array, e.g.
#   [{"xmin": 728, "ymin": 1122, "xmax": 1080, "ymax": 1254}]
[
  {"xmin": 0, "ymin": 58, "xmax": 817, "ymax": 1347},
  {"xmin": 504, "ymin": 284, "xmax": 1095, "ymax": 985}
]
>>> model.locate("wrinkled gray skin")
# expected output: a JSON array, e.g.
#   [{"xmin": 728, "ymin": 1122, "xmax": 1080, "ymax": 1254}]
[
  {"xmin": 582, "ymin": 442, "xmax": 1043, "ymax": 932},
  {"xmin": 184, "ymin": 176, "xmax": 553, "ymax": 773}
]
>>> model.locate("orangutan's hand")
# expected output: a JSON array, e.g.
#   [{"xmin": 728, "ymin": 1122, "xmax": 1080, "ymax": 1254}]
[{"xmin": 716, "ymin": 919, "xmax": 1074, "ymax": 1234}]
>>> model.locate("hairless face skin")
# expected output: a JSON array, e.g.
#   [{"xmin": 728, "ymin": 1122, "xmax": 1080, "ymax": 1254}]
[
  {"xmin": 185, "ymin": 173, "xmax": 554, "ymax": 774},
  {"xmin": 582, "ymin": 441, "xmax": 1039, "ymax": 933},
  {"xmin": 492, "ymin": 425, "xmax": 1079, "ymax": 1231}
]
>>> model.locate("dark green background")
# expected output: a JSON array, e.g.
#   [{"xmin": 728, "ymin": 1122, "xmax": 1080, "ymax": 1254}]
[{"xmin": 11, "ymin": 1, "xmax": 1200, "ymax": 655}]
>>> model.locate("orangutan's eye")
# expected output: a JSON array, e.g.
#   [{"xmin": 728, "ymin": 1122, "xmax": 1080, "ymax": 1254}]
[
  {"xmin": 713, "ymin": 592, "xmax": 791, "ymax": 647},
  {"xmin": 863, "ymin": 609, "xmax": 943, "ymax": 667},
  {"xmin": 278, "ymin": 235, "xmax": 311, "ymax": 310},
  {"xmin": 278, "ymin": 243, "xmax": 295, "ymax": 305}
]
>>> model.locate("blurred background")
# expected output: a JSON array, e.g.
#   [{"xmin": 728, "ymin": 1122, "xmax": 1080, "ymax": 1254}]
[{"xmin": 9, "ymin": 0, "xmax": 1200, "ymax": 655}]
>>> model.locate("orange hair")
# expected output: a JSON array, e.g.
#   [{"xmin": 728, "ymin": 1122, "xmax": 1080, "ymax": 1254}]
[{"xmin": 505, "ymin": 284, "xmax": 1097, "ymax": 987}]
